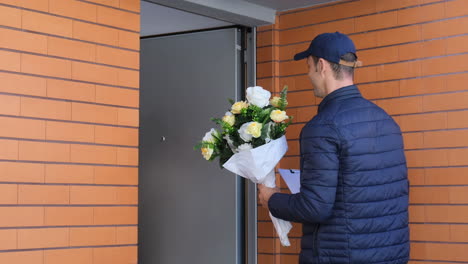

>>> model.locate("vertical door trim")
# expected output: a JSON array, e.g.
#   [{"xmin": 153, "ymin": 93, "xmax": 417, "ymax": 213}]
[{"xmin": 244, "ymin": 27, "xmax": 257, "ymax": 264}]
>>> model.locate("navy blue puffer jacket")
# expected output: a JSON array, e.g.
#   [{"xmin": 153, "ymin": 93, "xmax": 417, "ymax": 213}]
[{"xmin": 269, "ymin": 85, "xmax": 409, "ymax": 264}]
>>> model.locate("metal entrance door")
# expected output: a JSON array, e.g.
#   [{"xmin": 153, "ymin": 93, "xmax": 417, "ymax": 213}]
[{"xmin": 139, "ymin": 28, "xmax": 243, "ymax": 264}]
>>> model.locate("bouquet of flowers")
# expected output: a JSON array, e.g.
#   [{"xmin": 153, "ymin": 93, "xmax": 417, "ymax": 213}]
[{"xmin": 196, "ymin": 85, "xmax": 293, "ymax": 246}]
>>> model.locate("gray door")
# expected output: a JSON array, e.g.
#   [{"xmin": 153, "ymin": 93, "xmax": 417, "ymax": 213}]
[{"xmin": 139, "ymin": 28, "xmax": 243, "ymax": 264}]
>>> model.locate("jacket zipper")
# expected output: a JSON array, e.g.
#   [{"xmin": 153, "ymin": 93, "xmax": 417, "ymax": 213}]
[{"xmin": 313, "ymin": 224, "xmax": 320, "ymax": 256}]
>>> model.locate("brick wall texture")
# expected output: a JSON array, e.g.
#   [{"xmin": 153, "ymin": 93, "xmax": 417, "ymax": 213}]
[
  {"xmin": 256, "ymin": 0, "xmax": 468, "ymax": 263},
  {"xmin": 0, "ymin": 0, "xmax": 140, "ymax": 263}
]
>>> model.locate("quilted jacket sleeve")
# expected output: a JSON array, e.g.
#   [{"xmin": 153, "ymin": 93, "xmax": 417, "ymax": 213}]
[{"xmin": 268, "ymin": 122, "xmax": 340, "ymax": 224}]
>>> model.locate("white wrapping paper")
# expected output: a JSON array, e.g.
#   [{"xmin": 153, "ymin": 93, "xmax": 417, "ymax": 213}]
[{"xmin": 223, "ymin": 135, "xmax": 292, "ymax": 246}]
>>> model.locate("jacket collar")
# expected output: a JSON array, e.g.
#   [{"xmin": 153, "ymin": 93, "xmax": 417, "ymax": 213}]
[{"xmin": 318, "ymin": 85, "xmax": 361, "ymax": 113}]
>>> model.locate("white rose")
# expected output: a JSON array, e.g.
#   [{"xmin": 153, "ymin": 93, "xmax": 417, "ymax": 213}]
[
  {"xmin": 202, "ymin": 128, "xmax": 217, "ymax": 143},
  {"xmin": 222, "ymin": 111, "xmax": 235, "ymax": 126},
  {"xmin": 201, "ymin": 147, "xmax": 213, "ymax": 160},
  {"xmin": 237, "ymin": 143, "xmax": 253, "ymax": 152},
  {"xmin": 246, "ymin": 86, "xmax": 271, "ymax": 108},
  {"xmin": 270, "ymin": 110, "xmax": 288, "ymax": 123},
  {"xmin": 239, "ymin": 123, "xmax": 253, "ymax": 142}
]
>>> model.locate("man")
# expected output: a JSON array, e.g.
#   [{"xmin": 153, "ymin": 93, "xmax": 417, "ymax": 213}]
[{"xmin": 258, "ymin": 32, "xmax": 410, "ymax": 264}]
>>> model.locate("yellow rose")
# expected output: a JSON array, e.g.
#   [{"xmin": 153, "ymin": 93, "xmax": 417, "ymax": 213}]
[
  {"xmin": 222, "ymin": 112, "xmax": 235, "ymax": 126},
  {"xmin": 270, "ymin": 96, "xmax": 281, "ymax": 107},
  {"xmin": 270, "ymin": 96, "xmax": 287, "ymax": 108},
  {"xmin": 270, "ymin": 110, "xmax": 288, "ymax": 123},
  {"xmin": 231, "ymin": 101, "xmax": 248, "ymax": 114},
  {"xmin": 246, "ymin": 122, "xmax": 262, "ymax": 138},
  {"xmin": 201, "ymin": 147, "xmax": 213, "ymax": 160}
]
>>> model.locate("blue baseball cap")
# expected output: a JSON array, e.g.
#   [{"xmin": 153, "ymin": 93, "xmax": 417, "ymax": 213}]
[{"xmin": 294, "ymin": 32, "xmax": 362, "ymax": 67}]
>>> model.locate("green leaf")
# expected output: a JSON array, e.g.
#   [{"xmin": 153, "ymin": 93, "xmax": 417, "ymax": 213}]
[
  {"xmin": 260, "ymin": 107, "xmax": 274, "ymax": 125},
  {"xmin": 278, "ymin": 85, "xmax": 289, "ymax": 110},
  {"xmin": 260, "ymin": 121, "xmax": 272, "ymax": 139},
  {"xmin": 194, "ymin": 142, "xmax": 203, "ymax": 150},
  {"xmin": 211, "ymin": 117, "xmax": 223, "ymax": 125},
  {"xmin": 212, "ymin": 132, "xmax": 223, "ymax": 143}
]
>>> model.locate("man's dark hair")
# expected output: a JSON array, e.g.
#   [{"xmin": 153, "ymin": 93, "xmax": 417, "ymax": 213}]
[{"xmin": 312, "ymin": 53, "xmax": 357, "ymax": 80}]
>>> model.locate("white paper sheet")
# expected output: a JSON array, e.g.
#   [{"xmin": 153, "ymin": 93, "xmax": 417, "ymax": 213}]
[
  {"xmin": 223, "ymin": 136, "xmax": 292, "ymax": 246},
  {"xmin": 278, "ymin": 169, "xmax": 300, "ymax": 194}
]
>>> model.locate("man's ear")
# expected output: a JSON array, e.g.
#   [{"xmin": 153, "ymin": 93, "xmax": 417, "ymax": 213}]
[{"xmin": 318, "ymin": 58, "xmax": 327, "ymax": 75}]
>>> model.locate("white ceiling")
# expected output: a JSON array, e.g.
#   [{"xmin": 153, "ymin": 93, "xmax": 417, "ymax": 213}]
[
  {"xmin": 141, "ymin": 0, "xmax": 340, "ymax": 37},
  {"xmin": 245, "ymin": 0, "xmax": 340, "ymax": 12},
  {"xmin": 141, "ymin": 1, "xmax": 232, "ymax": 37}
]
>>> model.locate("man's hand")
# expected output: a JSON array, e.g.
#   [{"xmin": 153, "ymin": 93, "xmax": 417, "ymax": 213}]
[{"xmin": 258, "ymin": 184, "xmax": 279, "ymax": 209}]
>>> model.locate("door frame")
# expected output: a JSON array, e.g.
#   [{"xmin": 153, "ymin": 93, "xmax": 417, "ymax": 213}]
[{"xmin": 139, "ymin": 25, "xmax": 258, "ymax": 264}]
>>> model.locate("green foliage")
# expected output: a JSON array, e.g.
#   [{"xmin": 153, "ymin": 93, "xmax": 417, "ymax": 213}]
[{"xmin": 277, "ymin": 86, "xmax": 289, "ymax": 110}]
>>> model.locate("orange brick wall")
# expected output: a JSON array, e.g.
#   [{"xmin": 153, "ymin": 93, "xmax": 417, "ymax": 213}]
[
  {"xmin": 0, "ymin": 0, "xmax": 139, "ymax": 263},
  {"xmin": 257, "ymin": 0, "xmax": 468, "ymax": 263}
]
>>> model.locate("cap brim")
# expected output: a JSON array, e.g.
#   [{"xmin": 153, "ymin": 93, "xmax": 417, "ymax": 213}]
[{"xmin": 293, "ymin": 50, "xmax": 310, "ymax": 61}]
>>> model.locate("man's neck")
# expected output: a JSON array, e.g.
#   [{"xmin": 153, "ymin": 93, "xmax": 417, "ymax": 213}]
[{"xmin": 325, "ymin": 79, "xmax": 354, "ymax": 96}]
